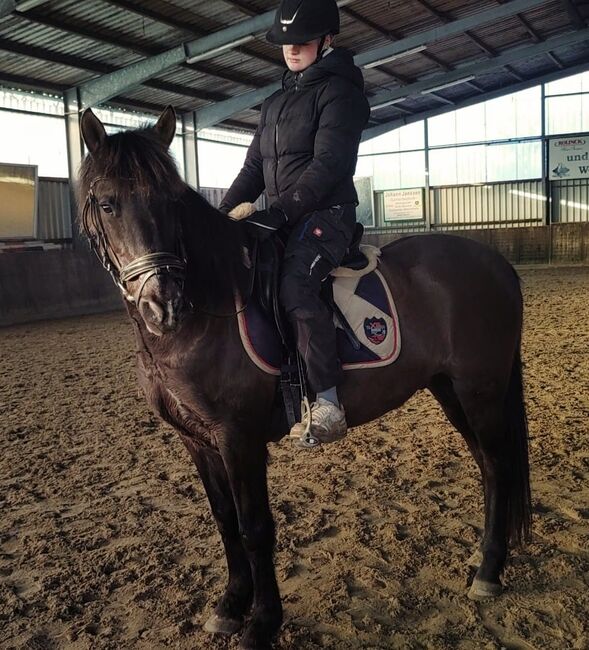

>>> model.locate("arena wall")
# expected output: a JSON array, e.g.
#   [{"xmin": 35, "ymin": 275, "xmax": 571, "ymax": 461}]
[
  {"xmin": 0, "ymin": 249, "xmax": 121, "ymax": 327},
  {"xmin": 363, "ymin": 223, "xmax": 589, "ymax": 266}
]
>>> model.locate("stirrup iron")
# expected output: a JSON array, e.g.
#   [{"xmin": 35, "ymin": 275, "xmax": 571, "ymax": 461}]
[{"xmin": 296, "ymin": 396, "xmax": 321, "ymax": 448}]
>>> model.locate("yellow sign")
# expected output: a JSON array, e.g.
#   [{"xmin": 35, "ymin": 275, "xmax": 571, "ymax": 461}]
[{"xmin": 0, "ymin": 164, "xmax": 38, "ymax": 239}]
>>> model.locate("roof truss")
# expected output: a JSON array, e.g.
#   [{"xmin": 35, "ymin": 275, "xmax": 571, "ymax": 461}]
[{"xmin": 194, "ymin": 0, "xmax": 551, "ymax": 130}]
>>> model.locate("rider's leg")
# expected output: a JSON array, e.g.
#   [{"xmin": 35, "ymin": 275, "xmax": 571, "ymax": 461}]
[
  {"xmin": 317, "ymin": 385, "xmax": 339, "ymax": 407},
  {"xmin": 279, "ymin": 206, "xmax": 355, "ymax": 445}
]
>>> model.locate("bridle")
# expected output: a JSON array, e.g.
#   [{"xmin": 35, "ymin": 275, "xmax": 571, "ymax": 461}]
[
  {"xmin": 81, "ymin": 175, "xmax": 257, "ymax": 319},
  {"xmin": 81, "ymin": 176, "xmax": 187, "ymax": 306}
]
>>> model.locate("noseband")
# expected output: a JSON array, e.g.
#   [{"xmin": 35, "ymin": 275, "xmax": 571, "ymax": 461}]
[{"xmin": 81, "ymin": 177, "xmax": 187, "ymax": 305}]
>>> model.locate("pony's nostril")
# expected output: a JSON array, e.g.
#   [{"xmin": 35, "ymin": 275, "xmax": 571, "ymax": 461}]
[{"xmin": 141, "ymin": 298, "xmax": 164, "ymax": 324}]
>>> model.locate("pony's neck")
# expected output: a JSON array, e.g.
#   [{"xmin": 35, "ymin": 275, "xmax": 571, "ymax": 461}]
[{"xmin": 179, "ymin": 186, "xmax": 249, "ymax": 312}]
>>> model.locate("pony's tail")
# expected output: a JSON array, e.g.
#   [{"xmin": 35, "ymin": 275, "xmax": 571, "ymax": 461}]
[{"xmin": 505, "ymin": 344, "xmax": 532, "ymax": 547}]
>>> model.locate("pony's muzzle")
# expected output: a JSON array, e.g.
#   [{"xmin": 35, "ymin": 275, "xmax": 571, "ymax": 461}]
[{"xmin": 138, "ymin": 276, "xmax": 184, "ymax": 336}]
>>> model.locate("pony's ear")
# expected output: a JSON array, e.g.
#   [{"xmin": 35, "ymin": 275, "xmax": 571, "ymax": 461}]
[
  {"xmin": 154, "ymin": 105, "xmax": 176, "ymax": 148},
  {"xmin": 81, "ymin": 108, "xmax": 107, "ymax": 155}
]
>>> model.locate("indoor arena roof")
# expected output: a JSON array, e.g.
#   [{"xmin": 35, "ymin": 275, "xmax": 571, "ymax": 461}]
[{"xmin": 0, "ymin": 0, "xmax": 588, "ymax": 137}]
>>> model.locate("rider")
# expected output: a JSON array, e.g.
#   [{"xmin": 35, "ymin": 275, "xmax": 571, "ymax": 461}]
[{"xmin": 220, "ymin": 0, "xmax": 370, "ymax": 447}]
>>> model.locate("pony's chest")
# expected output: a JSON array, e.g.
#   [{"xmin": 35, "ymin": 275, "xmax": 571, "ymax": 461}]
[{"xmin": 136, "ymin": 350, "xmax": 223, "ymax": 447}]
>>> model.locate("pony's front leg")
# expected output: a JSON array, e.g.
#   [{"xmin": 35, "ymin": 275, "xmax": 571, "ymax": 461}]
[
  {"xmin": 220, "ymin": 434, "xmax": 282, "ymax": 650},
  {"xmin": 181, "ymin": 438, "xmax": 253, "ymax": 634}
]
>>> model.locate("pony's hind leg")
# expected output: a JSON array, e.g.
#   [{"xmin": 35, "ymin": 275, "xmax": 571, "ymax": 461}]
[
  {"xmin": 181, "ymin": 438, "xmax": 253, "ymax": 636},
  {"xmin": 454, "ymin": 361, "xmax": 531, "ymax": 601},
  {"xmin": 429, "ymin": 375, "xmax": 486, "ymax": 570}
]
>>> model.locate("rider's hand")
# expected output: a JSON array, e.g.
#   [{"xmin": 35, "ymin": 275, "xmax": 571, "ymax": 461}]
[{"xmin": 245, "ymin": 206, "xmax": 287, "ymax": 241}]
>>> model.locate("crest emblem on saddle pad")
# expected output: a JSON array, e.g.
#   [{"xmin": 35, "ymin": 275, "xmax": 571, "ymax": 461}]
[{"xmin": 364, "ymin": 317, "xmax": 387, "ymax": 345}]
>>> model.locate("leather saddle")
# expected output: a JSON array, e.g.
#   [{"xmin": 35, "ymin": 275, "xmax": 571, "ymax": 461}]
[{"xmin": 254, "ymin": 222, "xmax": 367, "ymax": 347}]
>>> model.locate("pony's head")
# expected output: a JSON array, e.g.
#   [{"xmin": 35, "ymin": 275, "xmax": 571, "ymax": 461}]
[{"xmin": 78, "ymin": 106, "xmax": 187, "ymax": 336}]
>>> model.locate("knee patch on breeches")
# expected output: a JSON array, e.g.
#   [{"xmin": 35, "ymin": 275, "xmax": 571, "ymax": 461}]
[{"xmin": 279, "ymin": 271, "xmax": 319, "ymax": 316}]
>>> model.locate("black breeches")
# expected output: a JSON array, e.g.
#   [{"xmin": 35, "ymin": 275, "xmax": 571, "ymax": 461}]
[{"xmin": 279, "ymin": 204, "xmax": 356, "ymax": 393}]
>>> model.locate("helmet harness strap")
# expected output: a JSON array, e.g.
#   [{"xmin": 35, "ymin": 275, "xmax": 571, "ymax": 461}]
[{"xmin": 315, "ymin": 35, "xmax": 328, "ymax": 63}]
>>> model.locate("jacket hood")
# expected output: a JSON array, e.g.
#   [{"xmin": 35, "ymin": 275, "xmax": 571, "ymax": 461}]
[{"xmin": 283, "ymin": 48, "xmax": 365, "ymax": 92}]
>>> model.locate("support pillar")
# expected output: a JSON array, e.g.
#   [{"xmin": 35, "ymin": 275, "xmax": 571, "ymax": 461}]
[
  {"xmin": 424, "ymin": 119, "xmax": 432, "ymax": 231},
  {"xmin": 64, "ymin": 87, "xmax": 86, "ymax": 249},
  {"xmin": 541, "ymin": 82, "xmax": 553, "ymax": 263},
  {"xmin": 182, "ymin": 112, "xmax": 199, "ymax": 190}
]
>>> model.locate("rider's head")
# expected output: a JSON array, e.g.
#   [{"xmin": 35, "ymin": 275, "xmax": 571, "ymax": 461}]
[{"xmin": 266, "ymin": 0, "xmax": 340, "ymax": 73}]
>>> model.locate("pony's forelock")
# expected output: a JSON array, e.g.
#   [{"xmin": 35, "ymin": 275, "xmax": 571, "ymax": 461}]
[{"xmin": 78, "ymin": 127, "xmax": 185, "ymax": 202}]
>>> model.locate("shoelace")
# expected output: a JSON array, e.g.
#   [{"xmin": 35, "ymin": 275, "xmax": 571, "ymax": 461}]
[{"xmin": 310, "ymin": 402, "xmax": 338, "ymax": 424}]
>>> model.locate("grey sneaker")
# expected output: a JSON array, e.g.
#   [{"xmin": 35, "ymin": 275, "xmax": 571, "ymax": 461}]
[{"xmin": 289, "ymin": 398, "xmax": 347, "ymax": 449}]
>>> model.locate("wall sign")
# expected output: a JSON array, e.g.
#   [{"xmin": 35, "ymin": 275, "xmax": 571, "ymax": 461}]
[
  {"xmin": 384, "ymin": 188, "xmax": 424, "ymax": 221},
  {"xmin": 549, "ymin": 137, "xmax": 589, "ymax": 180}
]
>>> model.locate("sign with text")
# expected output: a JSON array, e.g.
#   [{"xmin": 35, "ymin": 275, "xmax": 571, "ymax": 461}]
[
  {"xmin": 383, "ymin": 188, "xmax": 424, "ymax": 221},
  {"xmin": 549, "ymin": 137, "xmax": 589, "ymax": 180}
]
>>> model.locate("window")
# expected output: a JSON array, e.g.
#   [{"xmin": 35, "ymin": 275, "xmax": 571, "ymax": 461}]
[
  {"xmin": 430, "ymin": 141, "xmax": 542, "ymax": 186},
  {"xmin": 0, "ymin": 111, "xmax": 68, "ymax": 177},
  {"xmin": 357, "ymin": 151, "xmax": 426, "ymax": 190},
  {"xmin": 546, "ymin": 95, "xmax": 589, "ymax": 136},
  {"xmin": 545, "ymin": 70, "xmax": 589, "ymax": 96},
  {"xmin": 359, "ymin": 121, "xmax": 424, "ymax": 155},
  {"xmin": 428, "ymin": 87, "xmax": 542, "ymax": 146},
  {"xmin": 197, "ymin": 139, "xmax": 249, "ymax": 189},
  {"xmin": 0, "ymin": 88, "xmax": 63, "ymax": 116}
]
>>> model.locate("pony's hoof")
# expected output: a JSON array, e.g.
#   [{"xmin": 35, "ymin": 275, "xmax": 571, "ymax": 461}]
[
  {"xmin": 468, "ymin": 548, "xmax": 484, "ymax": 568},
  {"xmin": 468, "ymin": 578, "xmax": 503, "ymax": 600},
  {"xmin": 239, "ymin": 640, "xmax": 272, "ymax": 650},
  {"xmin": 203, "ymin": 613, "xmax": 243, "ymax": 636}
]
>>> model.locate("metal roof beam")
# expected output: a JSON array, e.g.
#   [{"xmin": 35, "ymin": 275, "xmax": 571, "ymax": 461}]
[
  {"xmin": 0, "ymin": 0, "xmax": 51, "ymax": 19},
  {"xmin": 76, "ymin": 0, "xmax": 357, "ymax": 108},
  {"xmin": 0, "ymin": 70, "xmax": 66, "ymax": 93},
  {"xmin": 413, "ymin": 0, "xmax": 498, "ymax": 56},
  {"xmin": 104, "ymin": 0, "xmax": 284, "ymax": 72},
  {"xmin": 547, "ymin": 52, "xmax": 565, "ymax": 68},
  {"xmin": 342, "ymin": 6, "xmax": 391, "ymax": 38},
  {"xmin": 559, "ymin": 0, "xmax": 586, "ymax": 29},
  {"xmin": 367, "ymin": 28, "xmax": 589, "ymax": 111},
  {"xmin": 493, "ymin": 0, "xmax": 543, "ymax": 41},
  {"xmin": 429, "ymin": 92, "xmax": 456, "ymax": 105},
  {"xmin": 495, "ymin": 0, "xmax": 564, "ymax": 74},
  {"xmin": 0, "ymin": 36, "xmax": 228, "ymax": 102},
  {"xmin": 194, "ymin": 0, "xmax": 551, "ymax": 129},
  {"xmin": 220, "ymin": 0, "xmax": 260, "ymax": 17},
  {"xmin": 415, "ymin": 0, "xmax": 533, "ymax": 86},
  {"xmin": 19, "ymin": 11, "xmax": 266, "ymax": 89},
  {"xmin": 362, "ymin": 59, "xmax": 589, "ymax": 142},
  {"xmin": 344, "ymin": 5, "xmax": 453, "ymax": 72},
  {"xmin": 0, "ymin": 0, "xmax": 14, "ymax": 19}
]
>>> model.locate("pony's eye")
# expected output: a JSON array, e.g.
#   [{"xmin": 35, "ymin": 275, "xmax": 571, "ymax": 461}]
[{"xmin": 100, "ymin": 203, "xmax": 114, "ymax": 214}]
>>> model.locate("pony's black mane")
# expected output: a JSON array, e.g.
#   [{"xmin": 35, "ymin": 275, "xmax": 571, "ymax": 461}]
[
  {"xmin": 78, "ymin": 128, "xmax": 186, "ymax": 199},
  {"xmin": 78, "ymin": 126, "xmax": 248, "ymax": 310}
]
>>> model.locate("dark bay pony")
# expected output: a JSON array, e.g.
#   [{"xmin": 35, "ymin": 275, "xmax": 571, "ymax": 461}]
[{"xmin": 78, "ymin": 106, "xmax": 531, "ymax": 650}]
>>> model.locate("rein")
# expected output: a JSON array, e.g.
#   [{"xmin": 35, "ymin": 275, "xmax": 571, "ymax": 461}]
[{"xmin": 82, "ymin": 176, "xmax": 187, "ymax": 306}]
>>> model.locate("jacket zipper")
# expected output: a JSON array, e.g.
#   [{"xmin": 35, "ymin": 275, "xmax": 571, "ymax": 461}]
[{"xmin": 274, "ymin": 74, "xmax": 301, "ymax": 193}]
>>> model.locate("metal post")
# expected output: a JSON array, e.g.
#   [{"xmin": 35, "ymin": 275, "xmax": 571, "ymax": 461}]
[
  {"xmin": 182, "ymin": 112, "xmax": 199, "ymax": 190},
  {"xmin": 541, "ymin": 82, "xmax": 553, "ymax": 263},
  {"xmin": 64, "ymin": 87, "xmax": 85, "ymax": 249},
  {"xmin": 424, "ymin": 119, "xmax": 432, "ymax": 232}
]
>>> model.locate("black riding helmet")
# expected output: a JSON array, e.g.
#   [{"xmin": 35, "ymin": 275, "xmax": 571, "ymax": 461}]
[{"xmin": 266, "ymin": 0, "xmax": 340, "ymax": 45}]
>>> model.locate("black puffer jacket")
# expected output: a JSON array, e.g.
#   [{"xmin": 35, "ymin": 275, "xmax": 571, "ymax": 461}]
[{"xmin": 220, "ymin": 48, "xmax": 370, "ymax": 223}]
